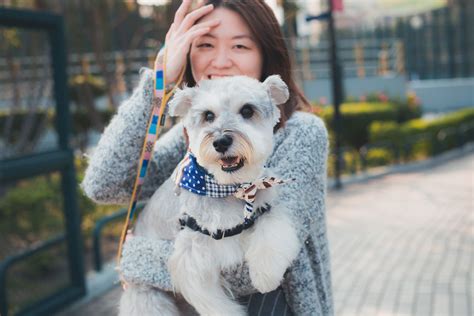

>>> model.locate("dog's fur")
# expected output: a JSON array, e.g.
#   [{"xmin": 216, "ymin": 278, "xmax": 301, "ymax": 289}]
[{"xmin": 119, "ymin": 75, "xmax": 300, "ymax": 316}]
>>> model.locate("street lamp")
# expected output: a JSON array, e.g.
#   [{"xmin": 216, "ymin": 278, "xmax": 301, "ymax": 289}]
[{"xmin": 307, "ymin": 0, "xmax": 344, "ymax": 189}]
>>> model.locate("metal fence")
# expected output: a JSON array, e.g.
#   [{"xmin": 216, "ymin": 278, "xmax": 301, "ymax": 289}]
[
  {"xmin": 0, "ymin": 8, "xmax": 85, "ymax": 316},
  {"xmin": 293, "ymin": 38, "xmax": 404, "ymax": 80},
  {"xmin": 0, "ymin": 37, "xmax": 405, "ymax": 109},
  {"xmin": 338, "ymin": 3, "xmax": 474, "ymax": 80}
]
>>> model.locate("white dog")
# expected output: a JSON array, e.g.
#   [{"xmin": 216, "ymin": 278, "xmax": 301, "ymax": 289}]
[{"xmin": 119, "ymin": 75, "xmax": 300, "ymax": 316}]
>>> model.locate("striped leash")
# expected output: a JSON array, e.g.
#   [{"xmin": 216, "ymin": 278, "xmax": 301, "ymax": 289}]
[{"xmin": 116, "ymin": 47, "xmax": 185, "ymax": 287}]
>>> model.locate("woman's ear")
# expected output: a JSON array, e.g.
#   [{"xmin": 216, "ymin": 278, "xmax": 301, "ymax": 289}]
[
  {"xmin": 168, "ymin": 86, "xmax": 196, "ymax": 117},
  {"xmin": 262, "ymin": 75, "xmax": 289, "ymax": 105}
]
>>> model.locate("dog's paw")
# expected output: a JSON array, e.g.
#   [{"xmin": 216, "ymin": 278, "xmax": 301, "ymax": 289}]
[{"xmin": 249, "ymin": 264, "xmax": 285, "ymax": 293}]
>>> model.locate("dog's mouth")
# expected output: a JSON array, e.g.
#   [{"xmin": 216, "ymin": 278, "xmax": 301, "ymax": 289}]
[{"xmin": 219, "ymin": 156, "xmax": 244, "ymax": 172}]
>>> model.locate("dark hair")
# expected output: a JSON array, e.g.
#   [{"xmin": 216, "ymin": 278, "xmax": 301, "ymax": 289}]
[{"xmin": 183, "ymin": 0, "xmax": 310, "ymax": 130}]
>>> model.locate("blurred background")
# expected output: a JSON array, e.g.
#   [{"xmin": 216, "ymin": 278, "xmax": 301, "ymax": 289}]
[{"xmin": 0, "ymin": 0, "xmax": 472, "ymax": 315}]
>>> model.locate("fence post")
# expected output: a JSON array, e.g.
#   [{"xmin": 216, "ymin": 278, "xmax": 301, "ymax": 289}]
[
  {"xmin": 115, "ymin": 53, "xmax": 127, "ymax": 94},
  {"xmin": 431, "ymin": 9, "xmax": 441, "ymax": 78},
  {"xmin": 354, "ymin": 42, "xmax": 365, "ymax": 78},
  {"xmin": 446, "ymin": 6, "xmax": 456, "ymax": 78},
  {"xmin": 301, "ymin": 46, "xmax": 313, "ymax": 80},
  {"xmin": 80, "ymin": 55, "xmax": 90, "ymax": 76},
  {"xmin": 460, "ymin": 0, "xmax": 470, "ymax": 77},
  {"xmin": 395, "ymin": 40, "xmax": 405, "ymax": 75},
  {"xmin": 378, "ymin": 42, "xmax": 389, "ymax": 76}
]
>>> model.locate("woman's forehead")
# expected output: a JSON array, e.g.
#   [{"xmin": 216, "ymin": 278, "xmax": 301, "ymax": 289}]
[
  {"xmin": 200, "ymin": 32, "xmax": 254, "ymax": 41},
  {"xmin": 198, "ymin": 7, "xmax": 254, "ymax": 37}
]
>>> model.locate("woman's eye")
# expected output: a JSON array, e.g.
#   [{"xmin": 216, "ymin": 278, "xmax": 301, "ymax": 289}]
[
  {"xmin": 204, "ymin": 111, "xmax": 215, "ymax": 122},
  {"xmin": 240, "ymin": 105, "xmax": 254, "ymax": 119},
  {"xmin": 234, "ymin": 44, "xmax": 248, "ymax": 49},
  {"xmin": 197, "ymin": 43, "xmax": 213, "ymax": 48}
]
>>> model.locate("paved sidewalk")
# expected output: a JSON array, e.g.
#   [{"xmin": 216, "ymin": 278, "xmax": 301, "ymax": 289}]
[
  {"xmin": 57, "ymin": 152, "xmax": 473, "ymax": 316},
  {"xmin": 327, "ymin": 152, "xmax": 473, "ymax": 316}
]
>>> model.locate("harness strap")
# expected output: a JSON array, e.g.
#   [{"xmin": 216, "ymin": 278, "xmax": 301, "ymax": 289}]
[{"xmin": 179, "ymin": 203, "xmax": 272, "ymax": 240}]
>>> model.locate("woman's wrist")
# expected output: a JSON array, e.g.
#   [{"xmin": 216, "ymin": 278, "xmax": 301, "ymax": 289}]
[{"xmin": 155, "ymin": 47, "xmax": 179, "ymax": 90}]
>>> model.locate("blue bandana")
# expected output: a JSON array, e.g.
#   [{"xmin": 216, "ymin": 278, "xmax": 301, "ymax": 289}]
[
  {"xmin": 175, "ymin": 152, "xmax": 292, "ymax": 219},
  {"xmin": 175, "ymin": 152, "xmax": 238, "ymax": 197}
]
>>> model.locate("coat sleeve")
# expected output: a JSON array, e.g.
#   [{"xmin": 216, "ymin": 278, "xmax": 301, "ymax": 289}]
[
  {"xmin": 222, "ymin": 112, "xmax": 329, "ymax": 294},
  {"xmin": 268, "ymin": 113, "xmax": 329, "ymax": 244},
  {"xmin": 81, "ymin": 67, "xmax": 187, "ymax": 205}
]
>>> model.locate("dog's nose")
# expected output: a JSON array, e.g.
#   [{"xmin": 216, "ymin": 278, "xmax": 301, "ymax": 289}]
[{"xmin": 213, "ymin": 135, "xmax": 233, "ymax": 153}]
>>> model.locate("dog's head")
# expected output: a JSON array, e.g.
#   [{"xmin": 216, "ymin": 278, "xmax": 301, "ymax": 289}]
[{"xmin": 168, "ymin": 75, "xmax": 289, "ymax": 184}]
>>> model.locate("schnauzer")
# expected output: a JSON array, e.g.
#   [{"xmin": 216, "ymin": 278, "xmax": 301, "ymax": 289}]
[{"xmin": 119, "ymin": 75, "xmax": 300, "ymax": 316}]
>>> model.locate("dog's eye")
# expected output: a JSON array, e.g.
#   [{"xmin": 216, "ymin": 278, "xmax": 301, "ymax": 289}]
[
  {"xmin": 204, "ymin": 111, "xmax": 215, "ymax": 122},
  {"xmin": 240, "ymin": 104, "xmax": 254, "ymax": 119}
]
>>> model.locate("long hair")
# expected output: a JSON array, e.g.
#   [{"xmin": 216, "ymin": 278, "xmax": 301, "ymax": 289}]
[{"xmin": 183, "ymin": 0, "xmax": 310, "ymax": 130}]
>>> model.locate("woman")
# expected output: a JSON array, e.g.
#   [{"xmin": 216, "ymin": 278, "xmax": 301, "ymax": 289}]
[{"xmin": 82, "ymin": 0, "xmax": 333, "ymax": 315}]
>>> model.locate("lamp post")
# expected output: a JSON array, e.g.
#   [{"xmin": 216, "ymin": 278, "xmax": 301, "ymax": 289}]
[
  {"xmin": 327, "ymin": 0, "xmax": 344, "ymax": 189},
  {"xmin": 307, "ymin": 0, "xmax": 344, "ymax": 189}
]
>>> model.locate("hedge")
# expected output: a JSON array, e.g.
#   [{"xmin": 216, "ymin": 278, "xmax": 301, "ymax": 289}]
[
  {"xmin": 315, "ymin": 102, "xmax": 398, "ymax": 150},
  {"xmin": 369, "ymin": 107, "xmax": 474, "ymax": 159}
]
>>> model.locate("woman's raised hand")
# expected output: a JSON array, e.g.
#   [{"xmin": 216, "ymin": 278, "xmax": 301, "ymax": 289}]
[{"xmin": 155, "ymin": 0, "xmax": 220, "ymax": 85}]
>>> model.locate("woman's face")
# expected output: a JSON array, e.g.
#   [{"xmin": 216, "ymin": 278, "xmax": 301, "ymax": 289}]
[{"xmin": 190, "ymin": 7, "xmax": 263, "ymax": 82}]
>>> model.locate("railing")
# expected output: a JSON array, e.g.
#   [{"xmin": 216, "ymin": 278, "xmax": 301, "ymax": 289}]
[
  {"xmin": 0, "ymin": 7, "xmax": 85, "ymax": 316},
  {"xmin": 0, "ymin": 38, "xmax": 404, "ymax": 106},
  {"xmin": 294, "ymin": 38, "xmax": 404, "ymax": 79},
  {"xmin": 0, "ymin": 234, "xmax": 65, "ymax": 316},
  {"xmin": 91, "ymin": 204, "xmax": 144, "ymax": 272}
]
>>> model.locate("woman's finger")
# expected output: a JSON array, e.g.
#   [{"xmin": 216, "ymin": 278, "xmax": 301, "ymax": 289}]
[
  {"xmin": 181, "ymin": 25, "xmax": 212, "ymax": 48},
  {"xmin": 176, "ymin": 4, "xmax": 214, "ymax": 36},
  {"xmin": 166, "ymin": 22, "xmax": 175, "ymax": 42},
  {"xmin": 173, "ymin": 0, "xmax": 193, "ymax": 27},
  {"xmin": 185, "ymin": 19, "xmax": 220, "ymax": 36}
]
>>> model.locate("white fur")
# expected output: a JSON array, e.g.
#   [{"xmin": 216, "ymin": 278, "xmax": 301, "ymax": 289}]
[{"xmin": 120, "ymin": 75, "xmax": 299, "ymax": 316}]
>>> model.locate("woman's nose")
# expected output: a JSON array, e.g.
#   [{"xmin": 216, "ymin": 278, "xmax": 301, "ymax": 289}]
[{"xmin": 211, "ymin": 48, "xmax": 232, "ymax": 68}]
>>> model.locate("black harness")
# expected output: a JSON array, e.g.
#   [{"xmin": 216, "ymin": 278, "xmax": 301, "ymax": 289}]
[{"xmin": 178, "ymin": 203, "xmax": 271, "ymax": 240}]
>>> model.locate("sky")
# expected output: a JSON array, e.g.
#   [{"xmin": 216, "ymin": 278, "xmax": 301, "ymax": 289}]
[{"xmin": 136, "ymin": 0, "xmax": 447, "ymax": 24}]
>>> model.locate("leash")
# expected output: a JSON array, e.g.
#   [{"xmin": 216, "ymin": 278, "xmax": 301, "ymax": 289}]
[{"xmin": 116, "ymin": 46, "xmax": 185, "ymax": 282}]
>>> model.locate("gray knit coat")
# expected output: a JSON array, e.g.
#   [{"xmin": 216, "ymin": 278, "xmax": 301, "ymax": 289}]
[{"xmin": 81, "ymin": 68, "xmax": 334, "ymax": 316}]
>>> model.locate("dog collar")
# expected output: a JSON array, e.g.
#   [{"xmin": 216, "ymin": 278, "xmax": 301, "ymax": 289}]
[
  {"xmin": 179, "ymin": 203, "xmax": 271, "ymax": 240},
  {"xmin": 175, "ymin": 152, "xmax": 293, "ymax": 219}
]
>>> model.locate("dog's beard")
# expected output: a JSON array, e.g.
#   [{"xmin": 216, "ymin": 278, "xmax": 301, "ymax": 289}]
[{"xmin": 196, "ymin": 132, "xmax": 266, "ymax": 184}]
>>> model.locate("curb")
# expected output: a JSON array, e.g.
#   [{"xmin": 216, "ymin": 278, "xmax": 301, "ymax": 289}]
[
  {"xmin": 328, "ymin": 142, "xmax": 474, "ymax": 190},
  {"xmin": 55, "ymin": 263, "xmax": 120, "ymax": 315}
]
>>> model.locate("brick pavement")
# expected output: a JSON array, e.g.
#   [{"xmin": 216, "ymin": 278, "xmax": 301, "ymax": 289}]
[
  {"xmin": 327, "ymin": 153, "xmax": 473, "ymax": 316},
  {"xmin": 57, "ymin": 152, "xmax": 473, "ymax": 316}
]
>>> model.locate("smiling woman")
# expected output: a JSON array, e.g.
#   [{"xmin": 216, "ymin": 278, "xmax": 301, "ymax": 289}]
[
  {"xmin": 188, "ymin": 7, "xmax": 263, "ymax": 82},
  {"xmin": 81, "ymin": 0, "xmax": 333, "ymax": 315}
]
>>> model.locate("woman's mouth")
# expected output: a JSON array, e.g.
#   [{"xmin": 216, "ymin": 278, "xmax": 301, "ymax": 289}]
[
  {"xmin": 219, "ymin": 156, "xmax": 244, "ymax": 172},
  {"xmin": 208, "ymin": 74, "xmax": 231, "ymax": 80}
]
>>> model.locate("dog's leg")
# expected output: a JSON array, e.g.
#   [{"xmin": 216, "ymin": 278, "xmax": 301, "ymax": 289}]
[
  {"xmin": 245, "ymin": 207, "xmax": 300, "ymax": 293},
  {"xmin": 169, "ymin": 234, "xmax": 246, "ymax": 316},
  {"xmin": 119, "ymin": 285, "xmax": 179, "ymax": 316}
]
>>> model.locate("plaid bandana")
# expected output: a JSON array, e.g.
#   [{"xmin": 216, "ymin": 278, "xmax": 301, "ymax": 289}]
[{"xmin": 175, "ymin": 152, "xmax": 292, "ymax": 220}]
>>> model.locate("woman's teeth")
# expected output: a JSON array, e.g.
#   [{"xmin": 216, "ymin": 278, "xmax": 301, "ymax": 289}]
[{"xmin": 208, "ymin": 75, "xmax": 228, "ymax": 79}]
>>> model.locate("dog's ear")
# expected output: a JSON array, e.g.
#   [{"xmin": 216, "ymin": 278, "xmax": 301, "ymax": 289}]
[
  {"xmin": 168, "ymin": 86, "xmax": 195, "ymax": 117},
  {"xmin": 262, "ymin": 75, "xmax": 289, "ymax": 105}
]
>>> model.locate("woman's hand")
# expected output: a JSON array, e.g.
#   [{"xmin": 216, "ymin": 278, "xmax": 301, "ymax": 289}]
[{"xmin": 155, "ymin": 0, "xmax": 220, "ymax": 85}]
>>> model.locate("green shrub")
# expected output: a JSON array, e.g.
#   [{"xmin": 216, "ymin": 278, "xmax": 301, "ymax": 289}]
[
  {"xmin": 317, "ymin": 102, "xmax": 398, "ymax": 150},
  {"xmin": 0, "ymin": 158, "xmax": 120, "ymax": 260},
  {"xmin": 369, "ymin": 107, "xmax": 474, "ymax": 159},
  {"xmin": 366, "ymin": 148, "xmax": 393, "ymax": 167},
  {"xmin": 69, "ymin": 74, "xmax": 107, "ymax": 103}
]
